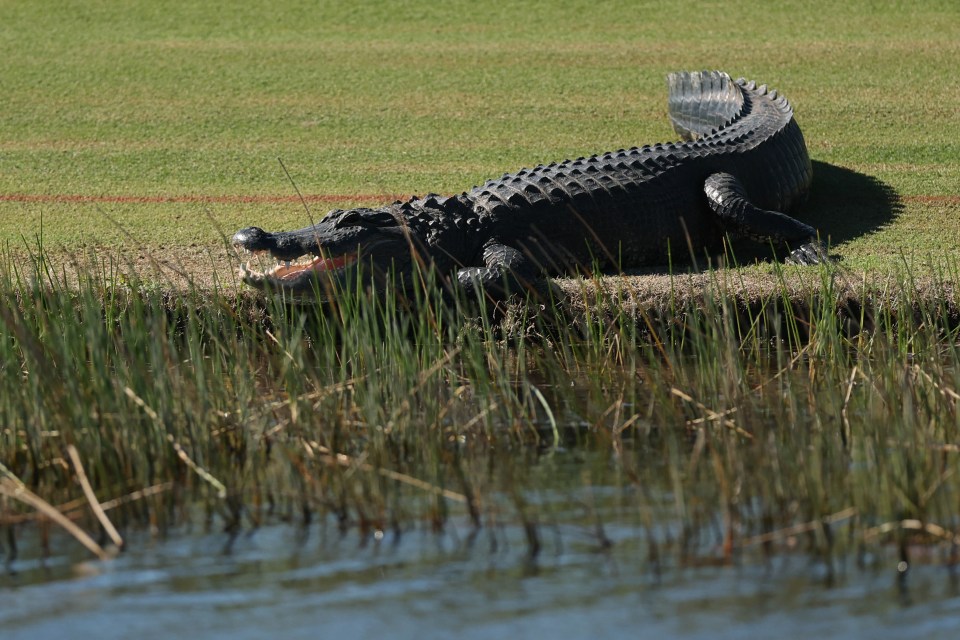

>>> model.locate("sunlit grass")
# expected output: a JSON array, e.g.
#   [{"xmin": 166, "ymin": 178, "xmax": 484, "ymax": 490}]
[{"xmin": 0, "ymin": 0, "xmax": 958, "ymax": 272}]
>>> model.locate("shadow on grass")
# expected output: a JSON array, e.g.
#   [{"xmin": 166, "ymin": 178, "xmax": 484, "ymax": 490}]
[
  {"xmin": 728, "ymin": 160, "xmax": 901, "ymax": 264},
  {"xmin": 802, "ymin": 160, "xmax": 902, "ymax": 247}
]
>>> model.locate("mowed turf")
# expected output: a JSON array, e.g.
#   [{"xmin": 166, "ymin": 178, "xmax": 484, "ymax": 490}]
[{"xmin": 1, "ymin": 0, "xmax": 958, "ymax": 272}]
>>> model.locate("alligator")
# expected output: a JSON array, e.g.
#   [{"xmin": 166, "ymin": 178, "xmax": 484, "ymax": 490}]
[{"xmin": 233, "ymin": 71, "xmax": 824, "ymax": 298}]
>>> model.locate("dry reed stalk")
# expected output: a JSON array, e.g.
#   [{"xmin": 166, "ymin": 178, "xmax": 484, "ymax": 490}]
[
  {"xmin": 66, "ymin": 445, "xmax": 124, "ymax": 549},
  {"xmin": 0, "ymin": 463, "xmax": 111, "ymax": 560}
]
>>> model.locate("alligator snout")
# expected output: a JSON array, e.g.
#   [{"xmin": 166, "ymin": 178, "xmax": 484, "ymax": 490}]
[
  {"xmin": 232, "ymin": 226, "xmax": 272, "ymax": 251},
  {"xmin": 232, "ymin": 225, "xmax": 318, "ymax": 262}
]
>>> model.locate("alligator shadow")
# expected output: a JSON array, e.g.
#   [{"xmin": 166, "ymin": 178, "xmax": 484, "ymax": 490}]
[
  {"xmin": 724, "ymin": 160, "xmax": 901, "ymax": 265},
  {"xmin": 802, "ymin": 160, "xmax": 902, "ymax": 247}
]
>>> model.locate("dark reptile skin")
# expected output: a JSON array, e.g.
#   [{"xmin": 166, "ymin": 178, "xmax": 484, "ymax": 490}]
[{"xmin": 463, "ymin": 77, "xmax": 813, "ymax": 271}]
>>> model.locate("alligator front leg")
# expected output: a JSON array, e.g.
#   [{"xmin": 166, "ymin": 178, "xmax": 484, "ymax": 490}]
[
  {"xmin": 456, "ymin": 242, "xmax": 540, "ymax": 299},
  {"xmin": 704, "ymin": 172, "xmax": 827, "ymax": 265}
]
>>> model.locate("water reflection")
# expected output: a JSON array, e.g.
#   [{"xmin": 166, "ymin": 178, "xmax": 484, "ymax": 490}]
[{"xmin": 3, "ymin": 514, "xmax": 959, "ymax": 640}]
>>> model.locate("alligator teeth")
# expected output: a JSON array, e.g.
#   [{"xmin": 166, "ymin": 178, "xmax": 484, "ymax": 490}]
[
  {"xmin": 238, "ymin": 252, "xmax": 360, "ymax": 283},
  {"xmin": 267, "ymin": 254, "xmax": 359, "ymax": 280}
]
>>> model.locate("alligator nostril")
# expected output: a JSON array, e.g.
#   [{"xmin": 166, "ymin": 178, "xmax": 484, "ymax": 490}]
[{"xmin": 232, "ymin": 227, "xmax": 270, "ymax": 249}]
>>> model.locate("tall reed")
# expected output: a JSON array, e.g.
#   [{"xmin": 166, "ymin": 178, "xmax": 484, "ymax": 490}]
[{"xmin": 1, "ymin": 248, "xmax": 959, "ymax": 570}]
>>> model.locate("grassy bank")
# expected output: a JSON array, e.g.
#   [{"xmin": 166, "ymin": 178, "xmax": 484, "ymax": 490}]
[{"xmin": 2, "ymin": 250, "xmax": 960, "ymax": 571}]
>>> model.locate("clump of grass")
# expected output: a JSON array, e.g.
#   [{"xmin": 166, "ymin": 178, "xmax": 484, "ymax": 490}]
[{"xmin": 1, "ymin": 248, "xmax": 959, "ymax": 582}]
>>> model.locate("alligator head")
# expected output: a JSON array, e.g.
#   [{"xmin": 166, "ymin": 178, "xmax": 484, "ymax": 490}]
[{"xmin": 232, "ymin": 207, "xmax": 416, "ymax": 293}]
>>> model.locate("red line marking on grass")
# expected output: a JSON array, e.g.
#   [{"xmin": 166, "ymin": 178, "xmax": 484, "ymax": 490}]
[
  {"xmin": 0, "ymin": 193, "xmax": 406, "ymax": 205},
  {"xmin": 1, "ymin": 193, "xmax": 957, "ymax": 206}
]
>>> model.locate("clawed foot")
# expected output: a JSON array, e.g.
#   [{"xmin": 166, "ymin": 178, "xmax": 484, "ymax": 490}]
[{"xmin": 786, "ymin": 241, "xmax": 831, "ymax": 266}]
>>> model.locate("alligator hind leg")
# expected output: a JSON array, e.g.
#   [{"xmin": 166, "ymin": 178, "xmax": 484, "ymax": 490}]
[
  {"xmin": 704, "ymin": 172, "xmax": 827, "ymax": 265},
  {"xmin": 456, "ymin": 242, "xmax": 541, "ymax": 300}
]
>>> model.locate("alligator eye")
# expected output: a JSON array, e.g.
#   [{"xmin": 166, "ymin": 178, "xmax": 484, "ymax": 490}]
[
  {"xmin": 335, "ymin": 210, "xmax": 398, "ymax": 229},
  {"xmin": 335, "ymin": 211, "xmax": 364, "ymax": 228}
]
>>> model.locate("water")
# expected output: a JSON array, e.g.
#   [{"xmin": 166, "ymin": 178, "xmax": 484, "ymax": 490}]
[{"xmin": 3, "ymin": 515, "xmax": 960, "ymax": 639}]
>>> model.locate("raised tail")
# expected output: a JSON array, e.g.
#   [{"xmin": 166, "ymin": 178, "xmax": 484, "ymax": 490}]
[{"xmin": 666, "ymin": 70, "xmax": 745, "ymax": 141}]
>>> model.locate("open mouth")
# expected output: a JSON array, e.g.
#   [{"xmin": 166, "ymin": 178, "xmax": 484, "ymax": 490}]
[{"xmin": 237, "ymin": 249, "xmax": 359, "ymax": 283}]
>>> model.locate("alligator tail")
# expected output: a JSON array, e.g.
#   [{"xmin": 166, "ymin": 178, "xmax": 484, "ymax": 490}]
[{"xmin": 666, "ymin": 70, "xmax": 745, "ymax": 141}]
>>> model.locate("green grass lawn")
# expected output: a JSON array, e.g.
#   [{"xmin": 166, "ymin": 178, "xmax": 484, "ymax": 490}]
[{"xmin": 1, "ymin": 0, "xmax": 958, "ymax": 272}]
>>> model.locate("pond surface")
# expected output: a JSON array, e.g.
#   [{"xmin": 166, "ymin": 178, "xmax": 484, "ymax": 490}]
[{"xmin": 3, "ymin": 514, "xmax": 960, "ymax": 640}]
